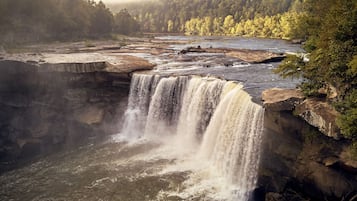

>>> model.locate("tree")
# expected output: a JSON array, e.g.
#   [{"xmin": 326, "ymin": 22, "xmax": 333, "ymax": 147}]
[
  {"xmin": 167, "ymin": 20, "xmax": 174, "ymax": 32},
  {"xmin": 114, "ymin": 9, "xmax": 140, "ymax": 35},
  {"xmin": 90, "ymin": 1, "xmax": 113, "ymax": 37}
]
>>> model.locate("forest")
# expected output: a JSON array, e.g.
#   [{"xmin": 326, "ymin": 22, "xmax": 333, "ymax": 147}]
[
  {"xmin": 0, "ymin": 0, "xmax": 139, "ymax": 45},
  {"xmin": 110, "ymin": 0, "xmax": 304, "ymax": 38}
]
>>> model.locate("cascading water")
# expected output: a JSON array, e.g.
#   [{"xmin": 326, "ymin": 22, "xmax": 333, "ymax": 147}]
[
  {"xmin": 121, "ymin": 73, "xmax": 264, "ymax": 201},
  {"xmin": 121, "ymin": 74, "xmax": 159, "ymax": 139}
]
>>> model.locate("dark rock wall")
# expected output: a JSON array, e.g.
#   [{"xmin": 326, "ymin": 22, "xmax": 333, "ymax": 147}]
[
  {"xmin": 0, "ymin": 61, "xmax": 130, "ymax": 172},
  {"xmin": 258, "ymin": 110, "xmax": 357, "ymax": 201}
]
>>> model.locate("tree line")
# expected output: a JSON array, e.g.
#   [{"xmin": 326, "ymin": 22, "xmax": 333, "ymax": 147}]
[
  {"xmin": 183, "ymin": 11, "xmax": 303, "ymax": 39},
  {"xmin": 0, "ymin": 0, "xmax": 139, "ymax": 45},
  {"xmin": 274, "ymin": 0, "xmax": 357, "ymax": 149},
  {"xmin": 111, "ymin": 0, "xmax": 303, "ymax": 38}
]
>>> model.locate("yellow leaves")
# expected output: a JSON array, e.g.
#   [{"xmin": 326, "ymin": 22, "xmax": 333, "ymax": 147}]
[
  {"xmin": 167, "ymin": 20, "xmax": 174, "ymax": 32},
  {"xmin": 183, "ymin": 11, "xmax": 304, "ymax": 39}
]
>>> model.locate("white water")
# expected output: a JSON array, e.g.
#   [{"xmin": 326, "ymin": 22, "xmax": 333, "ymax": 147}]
[{"xmin": 120, "ymin": 73, "xmax": 265, "ymax": 201}]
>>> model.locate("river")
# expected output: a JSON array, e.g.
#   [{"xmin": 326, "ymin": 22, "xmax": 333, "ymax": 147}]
[{"xmin": 0, "ymin": 36, "xmax": 302, "ymax": 201}]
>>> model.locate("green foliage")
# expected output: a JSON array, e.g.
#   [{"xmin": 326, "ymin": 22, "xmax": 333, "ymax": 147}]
[
  {"xmin": 273, "ymin": 54, "xmax": 304, "ymax": 79},
  {"xmin": 182, "ymin": 12, "xmax": 304, "ymax": 38},
  {"xmin": 114, "ymin": 9, "xmax": 140, "ymax": 35},
  {"xmin": 0, "ymin": 0, "xmax": 139, "ymax": 45},
  {"xmin": 336, "ymin": 90, "xmax": 357, "ymax": 139},
  {"xmin": 350, "ymin": 141, "xmax": 357, "ymax": 159},
  {"xmin": 337, "ymin": 109, "xmax": 357, "ymax": 139},
  {"xmin": 112, "ymin": 0, "xmax": 301, "ymax": 35},
  {"xmin": 276, "ymin": 0, "xmax": 357, "ymax": 140}
]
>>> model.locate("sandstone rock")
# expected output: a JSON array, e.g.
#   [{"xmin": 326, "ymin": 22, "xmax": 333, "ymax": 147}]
[
  {"xmin": 295, "ymin": 99, "xmax": 341, "ymax": 139},
  {"xmin": 323, "ymin": 157, "xmax": 340, "ymax": 167},
  {"xmin": 259, "ymin": 109, "xmax": 357, "ymax": 201},
  {"xmin": 226, "ymin": 49, "xmax": 286, "ymax": 63},
  {"xmin": 262, "ymin": 88, "xmax": 304, "ymax": 111}
]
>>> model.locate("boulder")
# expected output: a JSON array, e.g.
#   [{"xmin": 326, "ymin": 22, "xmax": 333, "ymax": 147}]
[
  {"xmin": 295, "ymin": 99, "xmax": 341, "ymax": 139},
  {"xmin": 262, "ymin": 88, "xmax": 304, "ymax": 111}
]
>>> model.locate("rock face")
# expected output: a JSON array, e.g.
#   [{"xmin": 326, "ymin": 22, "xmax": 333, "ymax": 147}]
[
  {"xmin": 0, "ymin": 53, "xmax": 154, "ymax": 172},
  {"xmin": 262, "ymin": 88, "xmax": 341, "ymax": 139},
  {"xmin": 258, "ymin": 110, "xmax": 357, "ymax": 201},
  {"xmin": 295, "ymin": 99, "xmax": 341, "ymax": 139},
  {"xmin": 260, "ymin": 88, "xmax": 357, "ymax": 201},
  {"xmin": 262, "ymin": 88, "xmax": 304, "ymax": 111}
]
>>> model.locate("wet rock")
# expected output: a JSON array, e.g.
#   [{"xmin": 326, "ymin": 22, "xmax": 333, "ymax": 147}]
[
  {"xmin": 295, "ymin": 99, "xmax": 341, "ymax": 139},
  {"xmin": 179, "ymin": 46, "xmax": 206, "ymax": 54},
  {"xmin": 262, "ymin": 88, "xmax": 304, "ymax": 111}
]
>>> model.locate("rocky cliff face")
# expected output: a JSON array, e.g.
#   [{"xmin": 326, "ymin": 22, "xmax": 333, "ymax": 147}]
[
  {"xmin": 258, "ymin": 88, "xmax": 357, "ymax": 201},
  {"xmin": 0, "ymin": 53, "xmax": 154, "ymax": 172}
]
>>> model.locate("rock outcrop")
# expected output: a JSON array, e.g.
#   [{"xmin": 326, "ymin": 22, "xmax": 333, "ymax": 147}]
[
  {"xmin": 262, "ymin": 88, "xmax": 304, "ymax": 111},
  {"xmin": 262, "ymin": 88, "xmax": 341, "ymax": 139},
  {"xmin": 0, "ymin": 53, "xmax": 154, "ymax": 172},
  {"xmin": 258, "ymin": 110, "xmax": 357, "ymax": 201},
  {"xmin": 179, "ymin": 47, "xmax": 286, "ymax": 63},
  {"xmin": 259, "ymin": 88, "xmax": 357, "ymax": 201},
  {"xmin": 295, "ymin": 99, "xmax": 341, "ymax": 139}
]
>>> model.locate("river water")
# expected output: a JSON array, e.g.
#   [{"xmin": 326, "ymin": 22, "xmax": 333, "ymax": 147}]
[{"xmin": 0, "ymin": 36, "xmax": 302, "ymax": 201}]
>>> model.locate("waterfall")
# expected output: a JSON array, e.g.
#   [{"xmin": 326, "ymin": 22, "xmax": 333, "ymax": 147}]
[
  {"xmin": 145, "ymin": 76, "xmax": 188, "ymax": 137},
  {"xmin": 198, "ymin": 86, "xmax": 264, "ymax": 200},
  {"xmin": 121, "ymin": 74, "xmax": 159, "ymax": 139},
  {"xmin": 121, "ymin": 73, "xmax": 264, "ymax": 200}
]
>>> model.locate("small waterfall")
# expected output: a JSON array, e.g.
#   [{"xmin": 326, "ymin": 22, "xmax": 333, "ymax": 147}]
[
  {"xmin": 121, "ymin": 73, "xmax": 264, "ymax": 200},
  {"xmin": 145, "ymin": 76, "xmax": 188, "ymax": 136},
  {"xmin": 121, "ymin": 74, "xmax": 159, "ymax": 139},
  {"xmin": 176, "ymin": 77, "xmax": 225, "ymax": 148}
]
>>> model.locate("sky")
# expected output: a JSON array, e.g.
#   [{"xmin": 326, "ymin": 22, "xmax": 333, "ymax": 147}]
[{"xmin": 97, "ymin": 0, "xmax": 147, "ymax": 4}]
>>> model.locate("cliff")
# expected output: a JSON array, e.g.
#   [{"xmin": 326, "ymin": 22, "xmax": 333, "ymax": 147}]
[
  {"xmin": 0, "ymin": 53, "xmax": 154, "ymax": 172},
  {"xmin": 258, "ymin": 88, "xmax": 357, "ymax": 201}
]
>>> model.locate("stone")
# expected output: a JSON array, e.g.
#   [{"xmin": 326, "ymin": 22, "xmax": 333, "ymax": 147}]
[
  {"xmin": 295, "ymin": 99, "xmax": 341, "ymax": 139},
  {"xmin": 262, "ymin": 88, "xmax": 305, "ymax": 111},
  {"xmin": 265, "ymin": 192, "xmax": 284, "ymax": 201},
  {"xmin": 340, "ymin": 148, "xmax": 357, "ymax": 174},
  {"xmin": 297, "ymin": 161, "xmax": 353, "ymax": 199},
  {"xmin": 323, "ymin": 157, "xmax": 339, "ymax": 167},
  {"xmin": 74, "ymin": 106, "xmax": 105, "ymax": 125}
]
